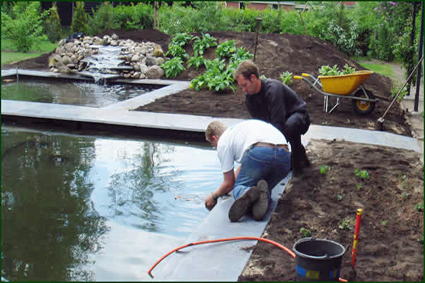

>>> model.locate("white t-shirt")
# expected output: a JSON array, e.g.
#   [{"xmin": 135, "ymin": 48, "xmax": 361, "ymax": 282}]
[{"xmin": 217, "ymin": 120, "xmax": 287, "ymax": 173}]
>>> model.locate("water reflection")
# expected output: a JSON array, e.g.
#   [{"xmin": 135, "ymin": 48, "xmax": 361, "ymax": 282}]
[
  {"xmin": 1, "ymin": 80, "xmax": 159, "ymax": 108},
  {"xmin": 1, "ymin": 126, "xmax": 222, "ymax": 281}
]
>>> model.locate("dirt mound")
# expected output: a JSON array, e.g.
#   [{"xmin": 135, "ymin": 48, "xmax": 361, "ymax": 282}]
[
  {"xmin": 136, "ymin": 31, "xmax": 409, "ymax": 136},
  {"xmin": 238, "ymin": 139, "xmax": 424, "ymax": 282}
]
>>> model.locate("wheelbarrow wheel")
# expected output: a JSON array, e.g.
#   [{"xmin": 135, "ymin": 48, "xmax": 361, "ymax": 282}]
[{"xmin": 352, "ymin": 89, "xmax": 375, "ymax": 115}]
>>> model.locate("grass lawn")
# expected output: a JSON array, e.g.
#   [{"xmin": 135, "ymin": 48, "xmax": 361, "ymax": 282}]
[
  {"xmin": 357, "ymin": 62, "xmax": 393, "ymax": 77},
  {"xmin": 1, "ymin": 38, "xmax": 58, "ymax": 65}
]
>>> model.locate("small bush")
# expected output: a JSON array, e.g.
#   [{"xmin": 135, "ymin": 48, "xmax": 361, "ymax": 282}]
[
  {"xmin": 161, "ymin": 57, "xmax": 185, "ymax": 78},
  {"xmin": 71, "ymin": 2, "xmax": 88, "ymax": 34},
  {"xmin": 1, "ymin": 2, "xmax": 48, "ymax": 52},
  {"xmin": 44, "ymin": 5, "xmax": 62, "ymax": 43}
]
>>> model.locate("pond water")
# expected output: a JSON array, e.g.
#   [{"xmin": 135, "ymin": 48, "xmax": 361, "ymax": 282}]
[
  {"xmin": 1, "ymin": 125, "xmax": 222, "ymax": 281},
  {"xmin": 1, "ymin": 79, "xmax": 161, "ymax": 108}
]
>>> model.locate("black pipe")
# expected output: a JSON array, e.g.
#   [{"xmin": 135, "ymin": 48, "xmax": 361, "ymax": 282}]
[{"xmin": 414, "ymin": 1, "xmax": 424, "ymax": 112}]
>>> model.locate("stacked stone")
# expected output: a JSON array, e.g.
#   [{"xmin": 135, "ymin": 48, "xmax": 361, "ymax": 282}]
[{"xmin": 48, "ymin": 33, "xmax": 167, "ymax": 79}]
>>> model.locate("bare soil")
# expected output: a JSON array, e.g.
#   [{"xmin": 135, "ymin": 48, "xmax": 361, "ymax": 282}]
[{"xmin": 2, "ymin": 29, "xmax": 423, "ymax": 281}]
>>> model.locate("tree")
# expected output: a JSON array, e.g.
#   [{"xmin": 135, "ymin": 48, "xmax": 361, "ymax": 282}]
[
  {"xmin": 71, "ymin": 1, "xmax": 88, "ymax": 34},
  {"xmin": 44, "ymin": 3, "xmax": 62, "ymax": 43}
]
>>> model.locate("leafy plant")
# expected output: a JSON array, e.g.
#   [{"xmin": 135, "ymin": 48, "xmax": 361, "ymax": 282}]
[
  {"xmin": 189, "ymin": 74, "xmax": 208, "ymax": 91},
  {"xmin": 356, "ymin": 183, "xmax": 362, "ymax": 191},
  {"xmin": 339, "ymin": 219, "xmax": 353, "ymax": 231},
  {"xmin": 216, "ymin": 40, "xmax": 236, "ymax": 59},
  {"xmin": 166, "ymin": 44, "xmax": 189, "ymax": 60},
  {"xmin": 319, "ymin": 64, "xmax": 356, "ymax": 76},
  {"xmin": 337, "ymin": 194, "xmax": 344, "ymax": 201},
  {"xmin": 161, "ymin": 57, "xmax": 185, "ymax": 78},
  {"xmin": 341, "ymin": 64, "xmax": 356, "ymax": 74},
  {"xmin": 300, "ymin": 227, "xmax": 312, "ymax": 237},
  {"xmin": 381, "ymin": 220, "xmax": 389, "ymax": 226},
  {"xmin": 414, "ymin": 203, "xmax": 424, "ymax": 212},
  {"xmin": 170, "ymin": 32, "xmax": 193, "ymax": 47},
  {"xmin": 319, "ymin": 165, "xmax": 331, "ymax": 174},
  {"xmin": 186, "ymin": 56, "xmax": 205, "ymax": 70},
  {"xmin": 403, "ymin": 192, "xmax": 410, "ymax": 199},
  {"xmin": 280, "ymin": 71, "xmax": 293, "ymax": 85},
  {"xmin": 192, "ymin": 33, "xmax": 218, "ymax": 56},
  {"xmin": 230, "ymin": 47, "xmax": 254, "ymax": 62},
  {"xmin": 354, "ymin": 169, "xmax": 370, "ymax": 180}
]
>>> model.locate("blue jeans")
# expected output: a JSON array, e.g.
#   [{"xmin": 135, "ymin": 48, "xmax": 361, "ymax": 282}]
[{"xmin": 233, "ymin": 146, "xmax": 291, "ymax": 200}]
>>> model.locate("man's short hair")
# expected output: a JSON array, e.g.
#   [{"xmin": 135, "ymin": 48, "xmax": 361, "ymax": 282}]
[
  {"xmin": 205, "ymin": 121, "xmax": 227, "ymax": 143},
  {"xmin": 233, "ymin": 60, "xmax": 260, "ymax": 81}
]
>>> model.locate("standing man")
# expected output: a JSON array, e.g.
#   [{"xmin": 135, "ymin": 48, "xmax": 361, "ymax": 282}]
[
  {"xmin": 233, "ymin": 60, "xmax": 311, "ymax": 175},
  {"xmin": 204, "ymin": 119, "xmax": 291, "ymax": 222}
]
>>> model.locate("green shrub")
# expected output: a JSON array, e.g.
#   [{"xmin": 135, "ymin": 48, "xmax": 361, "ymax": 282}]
[
  {"xmin": 280, "ymin": 71, "xmax": 293, "ymax": 85},
  {"xmin": 71, "ymin": 2, "xmax": 88, "ymax": 34},
  {"xmin": 113, "ymin": 3, "xmax": 153, "ymax": 31},
  {"xmin": 187, "ymin": 56, "xmax": 205, "ymax": 70},
  {"xmin": 166, "ymin": 45, "xmax": 189, "ymax": 60},
  {"xmin": 170, "ymin": 33, "xmax": 194, "ymax": 47},
  {"xmin": 1, "ymin": 2, "xmax": 48, "ymax": 52},
  {"xmin": 161, "ymin": 57, "xmax": 186, "ymax": 78},
  {"xmin": 216, "ymin": 40, "xmax": 236, "ymax": 59},
  {"xmin": 87, "ymin": 2, "xmax": 116, "ymax": 36},
  {"xmin": 193, "ymin": 33, "xmax": 218, "ymax": 56},
  {"xmin": 44, "ymin": 5, "xmax": 62, "ymax": 43}
]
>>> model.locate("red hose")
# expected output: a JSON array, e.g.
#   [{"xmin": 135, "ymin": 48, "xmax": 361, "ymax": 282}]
[{"xmin": 147, "ymin": 236, "xmax": 348, "ymax": 282}]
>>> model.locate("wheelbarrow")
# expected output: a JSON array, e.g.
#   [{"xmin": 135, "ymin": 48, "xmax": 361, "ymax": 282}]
[{"xmin": 294, "ymin": 71, "xmax": 378, "ymax": 115}]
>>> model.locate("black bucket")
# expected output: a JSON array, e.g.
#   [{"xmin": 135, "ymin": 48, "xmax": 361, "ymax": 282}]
[{"xmin": 293, "ymin": 237, "xmax": 345, "ymax": 281}]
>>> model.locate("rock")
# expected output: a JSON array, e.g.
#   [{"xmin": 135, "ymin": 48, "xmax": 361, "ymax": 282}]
[
  {"xmin": 156, "ymin": 57, "xmax": 165, "ymax": 66},
  {"xmin": 62, "ymin": 55, "xmax": 71, "ymax": 65},
  {"xmin": 145, "ymin": 55, "xmax": 157, "ymax": 66},
  {"xmin": 111, "ymin": 40, "xmax": 118, "ymax": 46},
  {"xmin": 111, "ymin": 34, "xmax": 119, "ymax": 40},
  {"xmin": 146, "ymin": 65, "xmax": 164, "ymax": 79},
  {"xmin": 131, "ymin": 54, "xmax": 141, "ymax": 62}
]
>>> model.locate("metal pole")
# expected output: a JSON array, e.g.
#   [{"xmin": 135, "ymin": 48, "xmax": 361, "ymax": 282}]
[
  {"xmin": 406, "ymin": 2, "xmax": 417, "ymax": 97},
  {"xmin": 253, "ymin": 17, "xmax": 262, "ymax": 62},
  {"xmin": 414, "ymin": 1, "xmax": 424, "ymax": 112}
]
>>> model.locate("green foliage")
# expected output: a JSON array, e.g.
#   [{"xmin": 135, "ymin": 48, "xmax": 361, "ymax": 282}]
[
  {"xmin": 337, "ymin": 194, "xmax": 344, "ymax": 201},
  {"xmin": 319, "ymin": 165, "xmax": 330, "ymax": 174},
  {"xmin": 381, "ymin": 220, "xmax": 389, "ymax": 226},
  {"xmin": 280, "ymin": 71, "xmax": 293, "ymax": 85},
  {"xmin": 71, "ymin": 2, "xmax": 88, "ymax": 34},
  {"xmin": 166, "ymin": 45, "xmax": 189, "ymax": 60},
  {"xmin": 187, "ymin": 56, "xmax": 205, "ymax": 70},
  {"xmin": 299, "ymin": 227, "xmax": 312, "ymax": 237},
  {"xmin": 319, "ymin": 64, "xmax": 356, "ymax": 76},
  {"xmin": 86, "ymin": 2, "xmax": 115, "ymax": 36},
  {"xmin": 112, "ymin": 3, "xmax": 153, "ymax": 31},
  {"xmin": 170, "ymin": 33, "xmax": 193, "ymax": 47},
  {"xmin": 230, "ymin": 47, "xmax": 254, "ymax": 62},
  {"xmin": 44, "ymin": 5, "xmax": 62, "ymax": 43},
  {"xmin": 161, "ymin": 57, "xmax": 186, "ymax": 78},
  {"xmin": 193, "ymin": 33, "xmax": 218, "ymax": 56},
  {"xmin": 354, "ymin": 169, "xmax": 370, "ymax": 180},
  {"xmin": 1, "ymin": 2, "xmax": 48, "ymax": 52},
  {"xmin": 216, "ymin": 40, "xmax": 236, "ymax": 59},
  {"xmin": 414, "ymin": 203, "xmax": 424, "ymax": 212},
  {"xmin": 338, "ymin": 219, "xmax": 353, "ymax": 231},
  {"xmin": 356, "ymin": 183, "xmax": 362, "ymax": 191},
  {"xmin": 391, "ymin": 83, "xmax": 409, "ymax": 103}
]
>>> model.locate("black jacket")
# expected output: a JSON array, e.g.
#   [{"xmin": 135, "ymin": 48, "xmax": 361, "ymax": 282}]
[{"xmin": 245, "ymin": 78, "xmax": 307, "ymax": 133}]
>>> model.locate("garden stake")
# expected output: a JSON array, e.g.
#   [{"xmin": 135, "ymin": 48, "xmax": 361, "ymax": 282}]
[
  {"xmin": 351, "ymin": 209, "xmax": 362, "ymax": 268},
  {"xmin": 375, "ymin": 55, "xmax": 424, "ymax": 130}
]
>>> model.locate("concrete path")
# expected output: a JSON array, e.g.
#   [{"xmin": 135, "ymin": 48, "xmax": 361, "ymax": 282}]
[{"xmin": 1, "ymin": 69, "xmax": 423, "ymax": 281}]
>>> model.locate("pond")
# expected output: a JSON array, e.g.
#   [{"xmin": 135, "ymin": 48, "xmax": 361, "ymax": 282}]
[
  {"xmin": 1, "ymin": 78, "xmax": 162, "ymax": 108},
  {"xmin": 1, "ymin": 125, "xmax": 222, "ymax": 281}
]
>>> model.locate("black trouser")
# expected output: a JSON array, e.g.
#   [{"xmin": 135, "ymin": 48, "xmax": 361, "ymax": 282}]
[{"xmin": 282, "ymin": 111, "xmax": 310, "ymax": 170}]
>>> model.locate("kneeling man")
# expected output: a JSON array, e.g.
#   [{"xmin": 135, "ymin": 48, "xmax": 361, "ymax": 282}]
[{"xmin": 205, "ymin": 119, "xmax": 291, "ymax": 222}]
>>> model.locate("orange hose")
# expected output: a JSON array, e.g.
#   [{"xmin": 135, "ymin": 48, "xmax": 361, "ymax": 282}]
[{"xmin": 147, "ymin": 236, "xmax": 348, "ymax": 282}]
